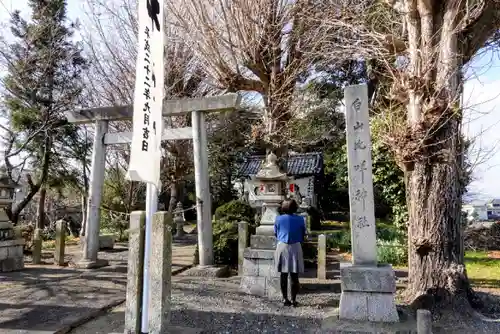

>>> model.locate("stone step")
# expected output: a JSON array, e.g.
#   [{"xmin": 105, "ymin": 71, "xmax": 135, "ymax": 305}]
[{"xmin": 300, "ymin": 278, "xmax": 342, "ymax": 293}]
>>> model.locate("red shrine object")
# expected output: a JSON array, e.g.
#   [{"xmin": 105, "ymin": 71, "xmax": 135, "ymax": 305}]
[
  {"xmin": 260, "ymin": 184, "xmax": 264, "ymax": 192},
  {"xmin": 289, "ymin": 183, "xmax": 295, "ymax": 193}
]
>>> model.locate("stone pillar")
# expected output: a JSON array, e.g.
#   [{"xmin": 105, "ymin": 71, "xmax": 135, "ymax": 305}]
[
  {"xmin": 339, "ymin": 84, "xmax": 398, "ymax": 322},
  {"xmin": 77, "ymin": 119, "xmax": 109, "ymax": 269},
  {"xmin": 148, "ymin": 211, "xmax": 172, "ymax": 333},
  {"xmin": 32, "ymin": 228, "xmax": 42, "ymax": 264},
  {"xmin": 238, "ymin": 221, "xmax": 248, "ymax": 275},
  {"xmin": 124, "ymin": 211, "xmax": 145, "ymax": 334},
  {"xmin": 174, "ymin": 202, "xmax": 185, "ymax": 238},
  {"xmin": 317, "ymin": 234, "xmax": 326, "ymax": 280},
  {"xmin": 54, "ymin": 220, "xmax": 66, "ymax": 266},
  {"xmin": 417, "ymin": 309, "xmax": 432, "ymax": 334},
  {"xmin": 192, "ymin": 110, "xmax": 213, "ymax": 266}
]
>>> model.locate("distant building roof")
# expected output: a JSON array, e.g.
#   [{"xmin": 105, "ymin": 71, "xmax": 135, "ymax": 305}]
[
  {"xmin": 237, "ymin": 152, "xmax": 323, "ymax": 177},
  {"xmin": 464, "ymin": 201, "xmax": 487, "ymax": 207},
  {"xmin": 490, "ymin": 199, "xmax": 500, "ymax": 205}
]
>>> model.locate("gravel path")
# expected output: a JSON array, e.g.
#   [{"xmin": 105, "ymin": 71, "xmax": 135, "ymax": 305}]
[
  {"xmin": 72, "ymin": 276, "xmax": 340, "ymax": 333},
  {"xmin": 72, "ymin": 276, "xmax": 500, "ymax": 334}
]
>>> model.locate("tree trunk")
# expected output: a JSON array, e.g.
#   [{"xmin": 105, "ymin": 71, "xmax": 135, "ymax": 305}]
[
  {"xmin": 36, "ymin": 187, "xmax": 47, "ymax": 230},
  {"xmin": 406, "ymin": 142, "xmax": 467, "ymax": 302},
  {"xmin": 401, "ymin": 4, "xmax": 473, "ymax": 309},
  {"xmin": 168, "ymin": 181, "xmax": 179, "ymax": 213},
  {"xmin": 80, "ymin": 194, "xmax": 87, "ymax": 237}
]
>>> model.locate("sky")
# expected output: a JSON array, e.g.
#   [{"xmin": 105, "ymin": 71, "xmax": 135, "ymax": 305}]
[{"xmin": 1, "ymin": 0, "xmax": 500, "ymax": 198}]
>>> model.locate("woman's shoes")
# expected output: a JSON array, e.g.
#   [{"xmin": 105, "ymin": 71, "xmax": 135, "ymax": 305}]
[{"xmin": 283, "ymin": 299, "xmax": 299, "ymax": 307}]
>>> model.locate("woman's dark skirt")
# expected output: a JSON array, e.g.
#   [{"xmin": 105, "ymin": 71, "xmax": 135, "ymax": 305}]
[{"xmin": 274, "ymin": 242, "xmax": 304, "ymax": 273}]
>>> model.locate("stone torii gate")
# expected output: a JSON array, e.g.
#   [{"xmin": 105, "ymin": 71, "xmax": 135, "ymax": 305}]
[{"xmin": 65, "ymin": 94, "xmax": 241, "ymax": 269}]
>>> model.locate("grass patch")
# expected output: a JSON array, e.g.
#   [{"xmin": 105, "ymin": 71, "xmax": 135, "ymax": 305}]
[
  {"xmin": 466, "ymin": 251, "xmax": 500, "ymax": 289},
  {"xmin": 42, "ymin": 236, "xmax": 80, "ymax": 250}
]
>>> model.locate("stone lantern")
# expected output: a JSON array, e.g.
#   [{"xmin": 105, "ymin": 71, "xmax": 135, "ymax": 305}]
[
  {"xmin": 0, "ymin": 175, "xmax": 24, "ymax": 272},
  {"xmin": 240, "ymin": 152, "xmax": 289, "ymax": 297}
]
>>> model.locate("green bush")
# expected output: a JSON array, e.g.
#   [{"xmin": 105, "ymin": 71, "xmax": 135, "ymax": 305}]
[
  {"xmin": 214, "ymin": 200, "xmax": 255, "ymax": 223},
  {"xmin": 302, "ymin": 241, "xmax": 318, "ymax": 265},
  {"xmin": 326, "ymin": 230, "xmax": 351, "ymax": 252},
  {"xmin": 377, "ymin": 239, "xmax": 408, "ymax": 266},
  {"xmin": 306, "ymin": 206, "xmax": 322, "ymax": 230},
  {"xmin": 376, "ymin": 223, "xmax": 403, "ymax": 242},
  {"xmin": 211, "ymin": 219, "xmax": 240, "ymax": 266}
]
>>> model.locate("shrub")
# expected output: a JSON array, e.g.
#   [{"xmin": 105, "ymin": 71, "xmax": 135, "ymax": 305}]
[
  {"xmin": 376, "ymin": 223, "xmax": 403, "ymax": 242},
  {"xmin": 302, "ymin": 241, "xmax": 318, "ymax": 266},
  {"xmin": 214, "ymin": 200, "xmax": 255, "ymax": 223},
  {"xmin": 18, "ymin": 223, "xmax": 34, "ymax": 252},
  {"xmin": 306, "ymin": 206, "xmax": 322, "ymax": 230},
  {"xmin": 212, "ymin": 219, "xmax": 239, "ymax": 265},
  {"xmin": 377, "ymin": 239, "xmax": 408, "ymax": 266},
  {"xmin": 326, "ymin": 230, "xmax": 351, "ymax": 252}
]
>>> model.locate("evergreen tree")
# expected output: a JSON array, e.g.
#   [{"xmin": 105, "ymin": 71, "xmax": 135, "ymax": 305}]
[{"xmin": 2, "ymin": 0, "xmax": 87, "ymax": 225}]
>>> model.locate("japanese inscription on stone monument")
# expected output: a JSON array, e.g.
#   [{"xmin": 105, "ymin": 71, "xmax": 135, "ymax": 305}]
[{"xmin": 345, "ymin": 84, "xmax": 377, "ymax": 265}]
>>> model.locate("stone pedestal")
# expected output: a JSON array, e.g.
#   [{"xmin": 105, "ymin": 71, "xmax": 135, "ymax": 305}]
[
  {"xmin": 240, "ymin": 247, "xmax": 280, "ymax": 297},
  {"xmin": 0, "ymin": 237, "xmax": 24, "ymax": 272},
  {"xmin": 339, "ymin": 265, "xmax": 398, "ymax": 322}
]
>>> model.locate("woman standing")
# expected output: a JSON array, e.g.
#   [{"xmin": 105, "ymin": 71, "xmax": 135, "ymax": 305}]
[{"xmin": 274, "ymin": 199, "xmax": 306, "ymax": 307}]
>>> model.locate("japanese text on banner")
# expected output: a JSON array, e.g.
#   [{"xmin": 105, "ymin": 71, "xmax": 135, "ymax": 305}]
[{"xmin": 127, "ymin": 0, "xmax": 164, "ymax": 188}]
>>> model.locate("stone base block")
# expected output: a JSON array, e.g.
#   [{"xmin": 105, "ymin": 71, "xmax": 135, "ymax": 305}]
[
  {"xmin": 250, "ymin": 235, "xmax": 276, "ymax": 249},
  {"xmin": 241, "ymin": 247, "xmax": 282, "ymax": 298},
  {"xmin": 240, "ymin": 275, "xmax": 282, "ymax": 298},
  {"xmin": 339, "ymin": 264, "xmax": 398, "ymax": 322},
  {"xmin": 0, "ymin": 257, "xmax": 24, "ymax": 272},
  {"xmin": 340, "ymin": 264, "xmax": 396, "ymax": 293},
  {"xmin": 339, "ymin": 291, "xmax": 399, "ymax": 322},
  {"xmin": 99, "ymin": 235, "xmax": 115, "ymax": 250},
  {"xmin": 74, "ymin": 259, "xmax": 109, "ymax": 269},
  {"xmin": 255, "ymin": 225, "xmax": 274, "ymax": 236},
  {"xmin": 181, "ymin": 265, "xmax": 230, "ymax": 278},
  {"xmin": 120, "ymin": 325, "xmax": 203, "ymax": 334},
  {"xmin": 0, "ymin": 239, "xmax": 25, "ymax": 272}
]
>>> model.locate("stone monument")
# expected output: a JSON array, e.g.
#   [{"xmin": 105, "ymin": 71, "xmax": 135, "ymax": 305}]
[
  {"xmin": 0, "ymin": 176, "xmax": 24, "ymax": 272},
  {"xmin": 339, "ymin": 84, "xmax": 398, "ymax": 322},
  {"xmin": 240, "ymin": 152, "xmax": 288, "ymax": 297},
  {"xmin": 174, "ymin": 202, "xmax": 185, "ymax": 238}
]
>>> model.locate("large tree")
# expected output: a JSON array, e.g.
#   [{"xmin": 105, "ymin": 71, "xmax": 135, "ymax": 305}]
[
  {"xmin": 0, "ymin": 0, "xmax": 87, "ymax": 226},
  {"xmin": 169, "ymin": 0, "xmax": 327, "ymax": 162},
  {"xmin": 316, "ymin": 0, "xmax": 500, "ymax": 307}
]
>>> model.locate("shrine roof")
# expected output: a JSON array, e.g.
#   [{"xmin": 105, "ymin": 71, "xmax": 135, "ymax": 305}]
[{"xmin": 237, "ymin": 152, "xmax": 323, "ymax": 177}]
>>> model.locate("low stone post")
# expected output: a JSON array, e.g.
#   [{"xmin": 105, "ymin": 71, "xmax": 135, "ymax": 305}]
[
  {"xmin": 32, "ymin": 228, "xmax": 42, "ymax": 264},
  {"xmin": 238, "ymin": 221, "xmax": 249, "ymax": 275},
  {"xmin": 54, "ymin": 220, "xmax": 66, "ymax": 266},
  {"xmin": 149, "ymin": 211, "xmax": 173, "ymax": 334},
  {"xmin": 317, "ymin": 234, "xmax": 326, "ymax": 280},
  {"xmin": 124, "ymin": 211, "xmax": 145, "ymax": 334},
  {"xmin": 174, "ymin": 202, "xmax": 185, "ymax": 238},
  {"xmin": 417, "ymin": 309, "xmax": 432, "ymax": 334}
]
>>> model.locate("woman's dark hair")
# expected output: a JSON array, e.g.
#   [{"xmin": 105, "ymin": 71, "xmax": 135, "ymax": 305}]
[{"xmin": 281, "ymin": 199, "xmax": 298, "ymax": 214}]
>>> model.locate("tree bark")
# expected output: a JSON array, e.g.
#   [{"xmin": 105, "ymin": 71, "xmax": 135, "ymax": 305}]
[
  {"xmin": 168, "ymin": 181, "xmax": 179, "ymax": 213},
  {"xmin": 401, "ymin": 4, "xmax": 473, "ymax": 308},
  {"xmin": 36, "ymin": 187, "xmax": 47, "ymax": 230}
]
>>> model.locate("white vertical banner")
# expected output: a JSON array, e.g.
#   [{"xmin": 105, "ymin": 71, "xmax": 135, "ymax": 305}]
[{"xmin": 127, "ymin": 0, "xmax": 164, "ymax": 188}]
